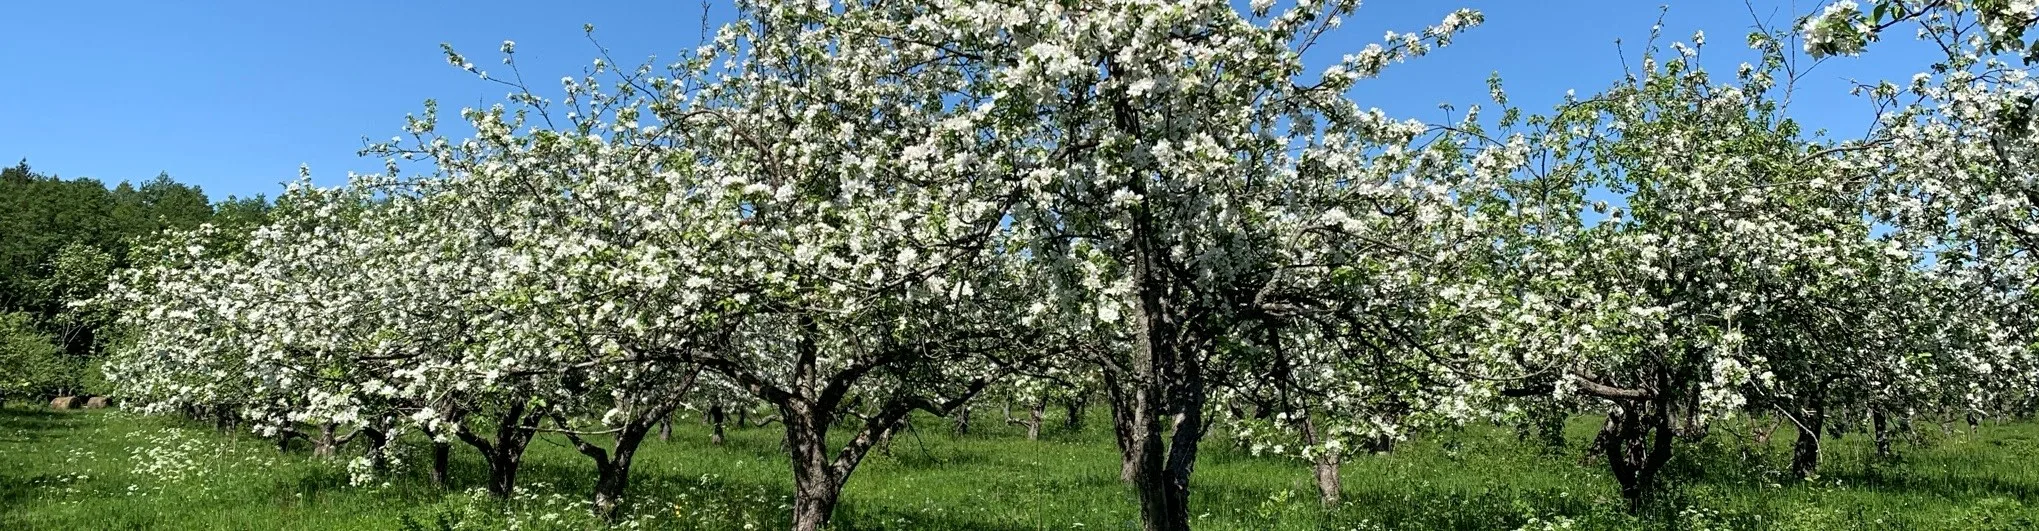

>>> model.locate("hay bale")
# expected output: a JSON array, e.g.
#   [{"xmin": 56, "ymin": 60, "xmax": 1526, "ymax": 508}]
[
  {"xmin": 49, "ymin": 396, "xmax": 84, "ymax": 409},
  {"xmin": 84, "ymin": 396, "xmax": 110, "ymax": 409}
]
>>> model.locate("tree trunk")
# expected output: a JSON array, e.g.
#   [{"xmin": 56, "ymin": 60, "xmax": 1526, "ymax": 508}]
[
  {"xmin": 313, "ymin": 422, "xmax": 339, "ymax": 458},
  {"xmin": 561, "ymin": 413, "xmax": 659, "ymax": 520},
  {"xmin": 1064, "ymin": 396, "xmax": 1085, "ymax": 431},
  {"xmin": 1872, "ymin": 409, "xmax": 1892, "ymax": 457},
  {"xmin": 1104, "ymin": 371, "xmax": 1140, "ymax": 483},
  {"xmin": 1122, "ymin": 352, "xmax": 1208, "ymax": 531},
  {"xmin": 1129, "ymin": 403, "xmax": 1206, "ymax": 531},
  {"xmin": 213, "ymin": 404, "xmax": 234, "ymax": 433},
  {"xmin": 1313, "ymin": 453, "xmax": 1341, "ymax": 507},
  {"xmin": 783, "ymin": 402, "xmax": 851, "ymax": 531},
  {"xmin": 361, "ymin": 426, "xmax": 392, "ymax": 473},
  {"xmin": 658, "ymin": 414, "xmax": 672, "ymax": 442},
  {"xmin": 1006, "ymin": 399, "xmax": 1044, "ymax": 441},
  {"xmin": 1299, "ymin": 414, "xmax": 1341, "ymax": 507},
  {"xmin": 430, "ymin": 441, "xmax": 452, "ymax": 488},
  {"xmin": 276, "ymin": 426, "xmax": 295, "ymax": 453},
  {"xmin": 592, "ymin": 454, "xmax": 633, "ymax": 520},
  {"xmin": 1792, "ymin": 405, "xmax": 1826, "ymax": 478},
  {"xmin": 560, "ymin": 370, "xmax": 702, "ymax": 520},
  {"xmin": 709, "ymin": 403, "xmax": 728, "ymax": 445},
  {"xmin": 1028, "ymin": 402, "xmax": 1045, "ymax": 440},
  {"xmin": 1600, "ymin": 398, "xmax": 1674, "ymax": 511},
  {"xmin": 455, "ymin": 401, "xmax": 543, "ymax": 499},
  {"xmin": 952, "ymin": 405, "xmax": 970, "ymax": 436}
]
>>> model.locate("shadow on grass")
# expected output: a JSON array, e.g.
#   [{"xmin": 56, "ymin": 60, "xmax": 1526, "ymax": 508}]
[
  {"xmin": 0, "ymin": 407, "xmax": 87, "ymax": 512},
  {"xmin": 0, "ymin": 407, "xmax": 77, "ymax": 441}
]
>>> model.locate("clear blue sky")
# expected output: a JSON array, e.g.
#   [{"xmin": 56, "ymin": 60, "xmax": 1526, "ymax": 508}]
[{"xmin": 0, "ymin": 0, "xmax": 1942, "ymax": 202}]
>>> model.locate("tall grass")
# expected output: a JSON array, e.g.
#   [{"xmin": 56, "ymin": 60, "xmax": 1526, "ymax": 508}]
[{"xmin": 3, "ymin": 406, "xmax": 2035, "ymax": 530}]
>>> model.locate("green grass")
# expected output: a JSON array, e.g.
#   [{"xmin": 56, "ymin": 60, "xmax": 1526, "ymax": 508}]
[{"xmin": 2, "ymin": 407, "xmax": 2037, "ymax": 530}]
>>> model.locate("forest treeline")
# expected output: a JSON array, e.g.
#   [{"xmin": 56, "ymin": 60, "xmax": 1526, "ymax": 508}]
[{"xmin": 0, "ymin": 161, "xmax": 268, "ymax": 401}]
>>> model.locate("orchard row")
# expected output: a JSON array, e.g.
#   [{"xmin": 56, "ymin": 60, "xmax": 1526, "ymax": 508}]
[{"xmin": 95, "ymin": 1, "xmax": 2039, "ymax": 530}]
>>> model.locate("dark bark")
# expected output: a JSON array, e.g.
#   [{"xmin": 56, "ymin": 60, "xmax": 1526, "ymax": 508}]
[
  {"xmin": 656, "ymin": 295, "xmax": 1015, "ymax": 531},
  {"xmin": 1600, "ymin": 399, "xmax": 1674, "ymax": 511},
  {"xmin": 1117, "ymin": 322, "xmax": 1211, "ymax": 531},
  {"xmin": 212, "ymin": 404, "xmax": 236, "ymax": 433},
  {"xmin": 360, "ymin": 425, "xmax": 392, "ymax": 473},
  {"xmin": 709, "ymin": 403, "xmax": 728, "ymax": 445},
  {"xmin": 559, "ymin": 415, "xmax": 656, "ymax": 519},
  {"xmin": 454, "ymin": 400, "xmax": 544, "ymax": 498},
  {"xmin": 1104, "ymin": 370, "xmax": 1140, "ymax": 483},
  {"xmin": 556, "ymin": 369, "xmax": 702, "ymax": 520},
  {"xmin": 1792, "ymin": 405, "xmax": 1826, "ymax": 478},
  {"xmin": 430, "ymin": 441, "xmax": 452, "ymax": 488},
  {"xmin": 1365, "ymin": 433, "xmax": 1396, "ymax": 453},
  {"xmin": 776, "ymin": 382, "xmax": 991, "ymax": 531},
  {"xmin": 1063, "ymin": 394, "xmax": 1086, "ymax": 431}
]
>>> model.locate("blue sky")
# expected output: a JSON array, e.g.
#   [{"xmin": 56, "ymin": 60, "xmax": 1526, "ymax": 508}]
[{"xmin": 0, "ymin": 0, "xmax": 1944, "ymax": 202}]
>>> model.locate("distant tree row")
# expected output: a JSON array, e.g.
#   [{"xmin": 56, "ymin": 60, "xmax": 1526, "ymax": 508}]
[{"xmin": 0, "ymin": 161, "xmax": 268, "ymax": 404}]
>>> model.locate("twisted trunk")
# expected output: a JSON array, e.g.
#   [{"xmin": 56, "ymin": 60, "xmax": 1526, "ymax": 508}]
[
  {"xmin": 1600, "ymin": 398, "xmax": 1674, "ymax": 511},
  {"xmin": 1119, "ymin": 330, "xmax": 1209, "ymax": 531},
  {"xmin": 454, "ymin": 401, "xmax": 544, "ymax": 498},
  {"xmin": 560, "ymin": 415, "xmax": 657, "ymax": 520},
  {"xmin": 556, "ymin": 371, "xmax": 701, "ymax": 520}
]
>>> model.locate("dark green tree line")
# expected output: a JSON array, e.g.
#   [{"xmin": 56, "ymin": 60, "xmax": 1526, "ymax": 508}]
[{"xmin": 0, "ymin": 160, "xmax": 270, "ymax": 401}]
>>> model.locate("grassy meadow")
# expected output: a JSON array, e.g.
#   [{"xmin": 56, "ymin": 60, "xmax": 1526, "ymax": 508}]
[{"xmin": 3, "ymin": 406, "xmax": 2037, "ymax": 530}]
